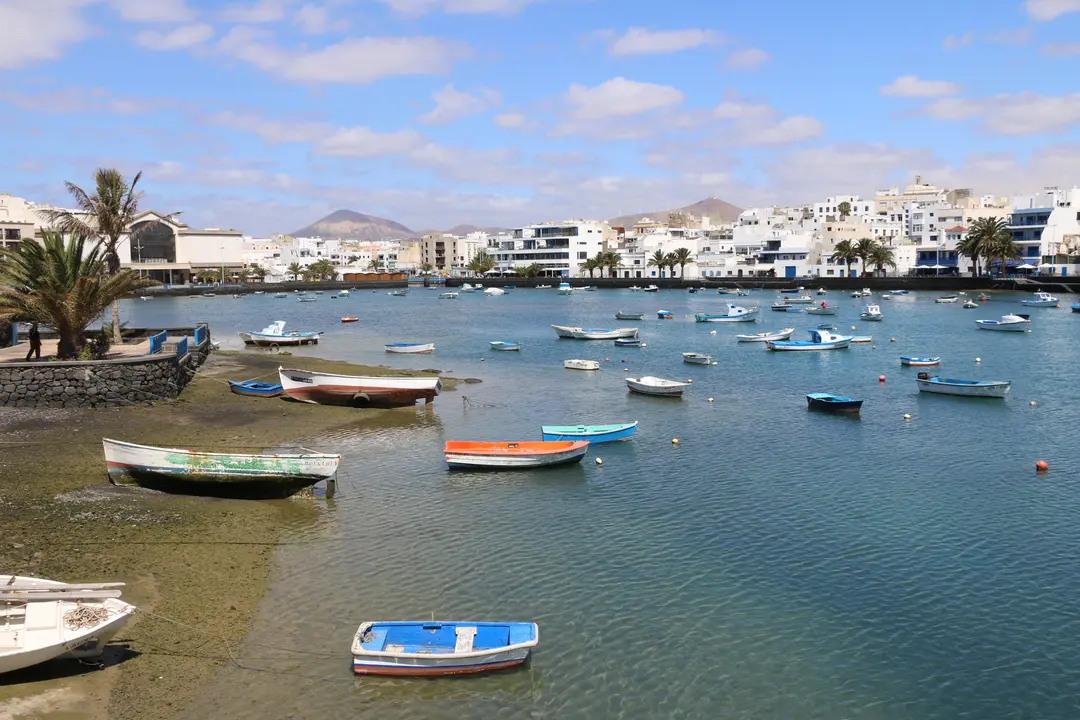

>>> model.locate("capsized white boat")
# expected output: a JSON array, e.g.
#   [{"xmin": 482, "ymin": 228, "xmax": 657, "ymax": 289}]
[
  {"xmin": 735, "ymin": 327, "xmax": 795, "ymax": 343},
  {"xmin": 625, "ymin": 376, "xmax": 689, "ymax": 397},
  {"xmin": 975, "ymin": 314, "xmax": 1029, "ymax": 332},
  {"xmin": 564, "ymin": 359, "xmax": 600, "ymax": 371},
  {"xmin": 0, "ymin": 576, "xmax": 136, "ymax": 674}
]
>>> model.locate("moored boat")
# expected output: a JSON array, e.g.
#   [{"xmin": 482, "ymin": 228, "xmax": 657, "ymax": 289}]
[
  {"xmin": 860, "ymin": 304, "xmax": 884, "ymax": 321},
  {"xmin": 615, "ymin": 312, "xmax": 644, "ymax": 320},
  {"xmin": 935, "ymin": 295, "xmax": 958, "ymax": 303},
  {"xmin": 278, "ymin": 367, "xmax": 441, "ymax": 406},
  {"xmin": 975, "ymin": 314, "xmax": 1029, "ymax": 332},
  {"xmin": 962, "ymin": 300, "xmax": 978, "ymax": 308},
  {"xmin": 564, "ymin": 359, "xmax": 600, "ymax": 370},
  {"xmin": 915, "ymin": 374, "xmax": 1011, "ymax": 398},
  {"xmin": 682, "ymin": 352, "xmax": 712, "ymax": 365},
  {"xmin": 351, "ymin": 621, "xmax": 539, "ymax": 676},
  {"xmin": 778, "ymin": 286, "xmax": 804, "ymax": 294},
  {"xmin": 766, "ymin": 328, "xmax": 852, "ymax": 351},
  {"xmin": 1072, "ymin": 302, "xmax": 1080, "ymax": 313},
  {"xmin": 557, "ymin": 282, "xmax": 573, "ymax": 295},
  {"xmin": 489, "ymin": 341, "xmax": 520, "ymax": 351},
  {"xmin": 227, "ymin": 380, "xmax": 284, "ymax": 397},
  {"xmin": 735, "ymin": 327, "xmax": 794, "ymax": 343},
  {"xmin": 540, "ymin": 422, "xmax": 638, "ymax": 443},
  {"xmin": 385, "ymin": 342, "xmax": 435, "ymax": 354},
  {"xmin": 341, "ymin": 316, "xmax": 359, "ymax": 323},
  {"xmin": 554, "ymin": 326, "xmax": 638, "ymax": 340},
  {"xmin": 771, "ymin": 301, "xmax": 793, "ymax": 311},
  {"xmin": 785, "ymin": 294, "xmax": 815, "ymax": 304},
  {"xmin": 694, "ymin": 304, "xmax": 758, "ymax": 322},
  {"xmin": 388, "ymin": 289, "xmax": 409, "ymax": 297},
  {"xmin": 657, "ymin": 310, "xmax": 674, "ymax": 319},
  {"xmin": 438, "ymin": 291, "xmax": 459, "ymax": 299},
  {"xmin": 806, "ymin": 393, "xmax": 863, "ymax": 413},
  {"xmin": 643, "ymin": 285, "xmax": 659, "ymax": 292},
  {"xmin": 459, "ymin": 283, "xmax": 476, "ymax": 293},
  {"xmin": 102, "ymin": 438, "xmax": 340, "ymax": 497},
  {"xmin": 614, "ymin": 338, "xmax": 644, "ymax": 347},
  {"xmin": 444, "ymin": 441, "xmax": 588, "ymax": 469},
  {"xmin": 239, "ymin": 321, "xmax": 321, "ymax": 346},
  {"xmin": 625, "ymin": 376, "xmax": 689, "ymax": 397},
  {"xmin": 900, "ymin": 356, "xmax": 941, "ymax": 367},
  {"xmin": 805, "ymin": 303, "xmax": 836, "ymax": 315},
  {"xmin": 1021, "ymin": 291, "xmax": 1059, "ymax": 307},
  {"xmin": 850, "ymin": 336, "xmax": 873, "ymax": 343}
]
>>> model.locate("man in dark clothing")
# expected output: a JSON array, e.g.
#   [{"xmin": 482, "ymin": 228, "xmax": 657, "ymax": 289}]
[{"xmin": 25, "ymin": 322, "xmax": 41, "ymax": 361}]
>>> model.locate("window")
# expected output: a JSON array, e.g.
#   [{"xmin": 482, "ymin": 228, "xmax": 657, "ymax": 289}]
[
  {"xmin": 577, "ymin": 252, "xmax": 587, "ymax": 259},
  {"xmin": 3, "ymin": 229, "xmax": 20, "ymax": 241},
  {"xmin": 827, "ymin": 269, "xmax": 834, "ymax": 275}
]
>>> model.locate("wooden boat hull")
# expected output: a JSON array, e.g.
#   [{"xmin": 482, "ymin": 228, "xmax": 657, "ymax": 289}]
[
  {"xmin": 351, "ymin": 621, "xmax": 538, "ymax": 676},
  {"xmin": 625, "ymin": 377, "xmax": 688, "ymax": 396},
  {"xmin": 341, "ymin": 317, "xmax": 359, "ymax": 323},
  {"xmin": 385, "ymin": 343, "xmax": 435, "ymax": 354},
  {"xmin": 541, "ymin": 422, "xmax": 638, "ymax": 443},
  {"xmin": 806, "ymin": 394, "xmax": 863, "ymax": 413},
  {"xmin": 976, "ymin": 321, "xmax": 1027, "ymax": 332},
  {"xmin": 615, "ymin": 313, "xmax": 644, "ymax": 321},
  {"xmin": 103, "ymin": 438, "xmax": 340, "ymax": 498},
  {"xmin": 227, "ymin": 380, "xmax": 284, "ymax": 397},
  {"xmin": 279, "ymin": 368, "xmax": 441, "ymax": 407},
  {"xmin": 916, "ymin": 378, "xmax": 1011, "ymax": 398},
  {"xmin": 444, "ymin": 441, "xmax": 588, "ymax": 469},
  {"xmin": 489, "ymin": 342, "xmax": 520, "ymax": 351}
]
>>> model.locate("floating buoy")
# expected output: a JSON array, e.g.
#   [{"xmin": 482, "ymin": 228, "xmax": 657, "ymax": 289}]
[
  {"xmin": 879, "ymin": 375, "xmax": 886, "ymax": 382},
  {"xmin": 711, "ymin": 361, "xmax": 718, "ymax": 366},
  {"xmin": 975, "ymin": 357, "xmax": 982, "ymax": 363},
  {"xmin": 641, "ymin": 343, "xmax": 647, "ymax": 347},
  {"xmin": 710, "ymin": 330, "xmax": 716, "ymax": 335},
  {"xmin": 605, "ymin": 357, "xmax": 610, "ymax": 361},
  {"xmin": 872, "ymin": 345, "xmax": 876, "ymax": 350},
  {"xmin": 687, "ymin": 379, "xmax": 693, "ymax": 383},
  {"xmin": 890, "ymin": 337, "xmax": 896, "ymax": 343},
  {"xmin": 1036, "ymin": 460, "xmax": 1049, "ymax": 472},
  {"xmin": 595, "ymin": 458, "xmax": 603, "ymax": 465},
  {"xmin": 623, "ymin": 368, "xmax": 629, "ymax": 372},
  {"xmin": 1030, "ymin": 400, "xmax": 1037, "ymax": 407},
  {"xmin": 904, "ymin": 414, "xmax": 911, "ymax": 420},
  {"xmin": 851, "ymin": 325, "xmax": 857, "ymax": 330},
  {"xmin": 708, "ymin": 397, "xmax": 714, "ymax": 403},
  {"xmin": 672, "ymin": 438, "xmax": 679, "ymax": 444}
]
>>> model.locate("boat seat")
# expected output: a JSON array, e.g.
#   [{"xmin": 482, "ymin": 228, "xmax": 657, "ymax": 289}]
[
  {"xmin": 0, "ymin": 629, "xmax": 22, "ymax": 649},
  {"xmin": 24, "ymin": 601, "xmax": 57, "ymax": 630},
  {"xmin": 454, "ymin": 626, "xmax": 477, "ymax": 653}
]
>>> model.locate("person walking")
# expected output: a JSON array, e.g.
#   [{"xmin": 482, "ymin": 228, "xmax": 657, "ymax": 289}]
[{"xmin": 25, "ymin": 322, "xmax": 41, "ymax": 361}]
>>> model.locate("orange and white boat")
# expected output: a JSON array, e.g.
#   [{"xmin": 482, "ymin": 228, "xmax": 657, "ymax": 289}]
[
  {"xmin": 444, "ymin": 441, "xmax": 589, "ymax": 469},
  {"xmin": 341, "ymin": 316, "xmax": 359, "ymax": 323}
]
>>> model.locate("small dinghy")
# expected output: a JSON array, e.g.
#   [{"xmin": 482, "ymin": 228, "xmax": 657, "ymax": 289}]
[
  {"xmin": 388, "ymin": 289, "xmax": 409, "ymax": 297},
  {"xmin": 489, "ymin": 341, "xmax": 520, "ymax": 351},
  {"xmin": 915, "ymin": 373, "xmax": 1011, "ymax": 398},
  {"xmin": 643, "ymin": 285, "xmax": 659, "ymax": 292},
  {"xmin": 341, "ymin": 316, "xmax": 359, "ymax": 323},
  {"xmin": 850, "ymin": 336, "xmax": 873, "ymax": 344},
  {"xmin": 766, "ymin": 329, "xmax": 852, "ymax": 351},
  {"xmin": 860, "ymin": 304, "xmax": 884, "ymax": 321},
  {"xmin": 900, "ymin": 356, "xmax": 941, "ymax": 367},
  {"xmin": 540, "ymin": 422, "xmax": 638, "ymax": 444},
  {"xmin": 239, "ymin": 321, "xmax": 322, "ymax": 347},
  {"xmin": 615, "ymin": 312, "xmax": 644, "ymax": 321},
  {"xmin": 564, "ymin": 359, "xmax": 600, "ymax": 371},
  {"xmin": 694, "ymin": 304, "xmax": 758, "ymax": 322},
  {"xmin": 444, "ymin": 441, "xmax": 589, "ymax": 469},
  {"xmin": 614, "ymin": 338, "xmax": 644, "ymax": 347},
  {"xmin": 625, "ymin": 376, "xmax": 689, "ymax": 397},
  {"xmin": 962, "ymin": 300, "xmax": 978, "ymax": 308},
  {"xmin": 438, "ymin": 292, "xmax": 459, "ymax": 299},
  {"xmin": 228, "ymin": 380, "xmax": 284, "ymax": 397},
  {"xmin": 385, "ymin": 342, "xmax": 435, "ymax": 354},
  {"xmin": 657, "ymin": 310, "xmax": 674, "ymax": 319},
  {"xmin": 682, "ymin": 352, "xmax": 712, "ymax": 365},
  {"xmin": 935, "ymin": 295, "xmax": 958, "ymax": 304},
  {"xmin": 351, "ymin": 620, "xmax": 538, "ymax": 675},
  {"xmin": 735, "ymin": 328, "xmax": 794, "ymax": 343},
  {"xmin": 806, "ymin": 393, "xmax": 863, "ymax": 413},
  {"xmin": 1021, "ymin": 291, "xmax": 1059, "ymax": 307},
  {"xmin": 572, "ymin": 328, "xmax": 640, "ymax": 340},
  {"xmin": 0, "ymin": 576, "xmax": 136, "ymax": 674},
  {"xmin": 976, "ymin": 314, "xmax": 1029, "ymax": 332},
  {"xmin": 805, "ymin": 303, "xmax": 836, "ymax": 315}
]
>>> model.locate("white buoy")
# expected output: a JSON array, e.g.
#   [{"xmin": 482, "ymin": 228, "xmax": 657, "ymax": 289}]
[
  {"xmin": 1030, "ymin": 400, "xmax": 1037, "ymax": 407},
  {"xmin": 708, "ymin": 397, "xmax": 714, "ymax": 403},
  {"xmin": 711, "ymin": 361, "xmax": 718, "ymax": 366},
  {"xmin": 904, "ymin": 414, "xmax": 911, "ymax": 420},
  {"xmin": 710, "ymin": 330, "xmax": 717, "ymax": 335},
  {"xmin": 595, "ymin": 458, "xmax": 603, "ymax": 465},
  {"xmin": 687, "ymin": 379, "xmax": 693, "ymax": 383},
  {"xmin": 975, "ymin": 357, "xmax": 981, "ymax": 362},
  {"xmin": 672, "ymin": 438, "xmax": 679, "ymax": 444}
]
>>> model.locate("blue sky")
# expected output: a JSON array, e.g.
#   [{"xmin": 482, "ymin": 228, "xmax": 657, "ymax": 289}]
[{"xmin": 3, "ymin": 0, "xmax": 1080, "ymax": 234}]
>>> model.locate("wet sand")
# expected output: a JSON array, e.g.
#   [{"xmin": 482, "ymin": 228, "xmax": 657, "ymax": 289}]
[{"xmin": 0, "ymin": 351, "xmax": 463, "ymax": 719}]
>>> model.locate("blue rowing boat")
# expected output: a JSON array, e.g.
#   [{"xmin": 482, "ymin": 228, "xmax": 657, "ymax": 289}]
[
  {"xmin": 900, "ymin": 356, "xmax": 940, "ymax": 367},
  {"xmin": 614, "ymin": 338, "xmax": 643, "ymax": 347},
  {"xmin": 489, "ymin": 341, "xmax": 521, "ymax": 351},
  {"xmin": 806, "ymin": 393, "xmax": 863, "ymax": 413},
  {"xmin": 228, "ymin": 380, "xmax": 284, "ymax": 398},
  {"xmin": 351, "ymin": 620, "xmax": 538, "ymax": 676},
  {"xmin": 540, "ymin": 422, "xmax": 638, "ymax": 444}
]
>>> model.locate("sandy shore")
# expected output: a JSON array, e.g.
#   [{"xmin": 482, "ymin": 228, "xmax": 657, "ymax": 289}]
[{"xmin": 0, "ymin": 351, "xmax": 465, "ymax": 720}]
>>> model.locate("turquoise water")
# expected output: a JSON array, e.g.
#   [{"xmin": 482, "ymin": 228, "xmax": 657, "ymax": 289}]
[{"xmin": 141, "ymin": 289, "xmax": 1080, "ymax": 719}]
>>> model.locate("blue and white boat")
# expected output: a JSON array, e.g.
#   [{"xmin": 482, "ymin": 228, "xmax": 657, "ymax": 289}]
[
  {"xmin": 806, "ymin": 393, "xmax": 863, "ymax": 413},
  {"xmin": 351, "ymin": 620, "xmax": 539, "ymax": 676},
  {"xmin": 916, "ymin": 375, "xmax": 1011, "ymax": 398},
  {"xmin": 615, "ymin": 312, "xmax": 644, "ymax": 320},
  {"xmin": 1072, "ymin": 302, "xmax": 1080, "ymax": 313},
  {"xmin": 540, "ymin": 421, "xmax": 638, "ymax": 443},
  {"xmin": 657, "ymin": 310, "xmax": 674, "ymax": 319},
  {"xmin": 976, "ymin": 314, "xmax": 1029, "ymax": 332},
  {"xmin": 614, "ymin": 338, "xmax": 644, "ymax": 347},
  {"xmin": 558, "ymin": 282, "xmax": 573, "ymax": 295},
  {"xmin": 1021, "ymin": 291, "xmax": 1059, "ymax": 307},
  {"xmin": 489, "ymin": 341, "xmax": 520, "ymax": 351},
  {"xmin": 766, "ymin": 328, "xmax": 852, "ymax": 351},
  {"xmin": 694, "ymin": 304, "xmax": 758, "ymax": 322},
  {"xmin": 227, "ymin": 380, "xmax": 284, "ymax": 397},
  {"xmin": 238, "ymin": 321, "xmax": 322, "ymax": 346},
  {"xmin": 778, "ymin": 287, "xmax": 803, "ymax": 294},
  {"xmin": 900, "ymin": 356, "xmax": 941, "ymax": 367}
]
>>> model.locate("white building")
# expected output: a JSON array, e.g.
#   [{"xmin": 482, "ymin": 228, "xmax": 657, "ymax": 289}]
[
  {"xmin": 489, "ymin": 220, "xmax": 615, "ymax": 277},
  {"xmin": 813, "ymin": 195, "xmax": 873, "ymax": 220}
]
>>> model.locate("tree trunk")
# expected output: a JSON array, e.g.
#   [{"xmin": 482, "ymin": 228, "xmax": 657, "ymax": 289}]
[
  {"xmin": 57, "ymin": 333, "xmax": 79, "ymax": 360},
  {"xmin": 111, "ymin": 299, "xmax": 121, "ymax": 343}
]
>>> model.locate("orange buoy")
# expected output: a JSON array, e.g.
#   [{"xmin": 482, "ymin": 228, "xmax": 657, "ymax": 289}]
[
  {"xmin": 1035, "ymin": 460, "xmax": 1049, "ymax": 472},
  {"xmin": 878, "ymin": 375, "xmax": 886, "ymax": 382}
]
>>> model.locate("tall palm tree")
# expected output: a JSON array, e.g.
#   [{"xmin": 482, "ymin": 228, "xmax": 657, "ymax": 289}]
[
  {"xmin": 0, "ymin": 231, "xmax": 154, "ymax": 358},
  {"xmin": 38, "ymin": 169, "xmax": 146, "ymax": 342},
  {"xmin": 603, "ymin": 251, "xmax": 622, "ymax": 278},
  {"xmin": 286, "ymin": 262, "xmax": 304, "ymax": 281},
  {"xmin": 837, "ymin": 201, "xmax": 851, "ymax": 219},
  {"xmin": 466, "ymin": 251, "xmax": 495, "ymax": 276},
  {"xmin": 867, "ymin": 244, "xmax": 896, "ymax": 276},
  {"xmin": 581, "ymin": 257, "xmax": 598, "ymax": 278},
  {"xmin": 986, "ymin": 233, "xmax": 1022, "ymax": 276},
  {"xmin": 647, "ymin": 249, "xmax": 667, "ymax": 278},
  {"xmin": 671, "ymin": 247, "xmax": 693, "ymax": 278},
  {"xmin": 959, "ymin": 217, "xmax": 1009, "ymax": 276},
  {"xmin": 854, "ymin": 238, "xmax": 877, "ymax": 277},
  {"xmin": 831, "ymin": 239, "xmax": 858, "ymax": 277},
  {"xmin": 246, "ymin": 264, "xmax": 268, "ymax": 282}
]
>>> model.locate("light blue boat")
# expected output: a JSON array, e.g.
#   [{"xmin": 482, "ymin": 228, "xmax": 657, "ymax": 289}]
[
  {"xmin": 351, "ymin": 620, "xmax": 539, "ymax": 676},
  {"xmin": 489, "ymin": 341, "xmax": 520, "ymax": 351},
  {"xmin": 540, "ymin": 422, "xmax": 638, "ymax": 444},
  {"xmin": 766, "ymin": 328, "xmax": 852, "ymax": 351},
  {"xmin": 614, "ymin": 338, "xmax": 643, "ymax": 347}
]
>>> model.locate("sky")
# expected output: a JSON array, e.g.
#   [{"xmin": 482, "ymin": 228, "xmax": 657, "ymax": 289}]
[{"xmin": 4, "ymin": 0, "xmax": 1080, "ymax": 235}]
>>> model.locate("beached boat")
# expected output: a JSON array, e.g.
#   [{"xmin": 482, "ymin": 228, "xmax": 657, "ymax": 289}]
[
  {"xmin": 735, "ymin": 328, "xmax": 794, "ymax": 343},
  {"xmin": 1021, "ymin": 291, "xmax": 1059, "ymax": 307},
  {"xmin": 900, "ymin": 356, "xmax": 941, "ymax": 367},
  {"xmin": 489, "ymin": 341, "xmax": 520, "ymax": 351},
  {"xmin": 564, "ymin": 359, "xmax": 600, "ymax": 371},
  {"xmin": 976, "ymin": 314, "xmax": 1029, "ymax": 332},
  {"xmin": 439, "ymin": 292, "xmax": 459, "ymax": 299},
  {"xmin": 935, "ymin": 295, "xmax": 958, "ymax": 303},
  {"xmin": 341, "ymin": 316, "xmax": 359, "ymax": 323},
  {"xmin": 682, "ymin": 352, "xmax": 712, "ymax": 365},
  {"xmin": 805, "ymin": 303, "xmax": 836, "ymax": 315},
  {"xmin": 239, "ymin": 321, "xmax": 321, "ymax": 346},
  {"xmin": 615, "ymin": 312, "xmax": 644, "ymax": 320},
  {"xmin": 278, "ymin": 367, "xmax": 441, "ymax": 406},
  {"xmin": 643, "ymin": 285, "xmax": 659, "ymax": 292},
  {"xmin": 766, "ymin": 329, "xmax": 852, "ymax": 351},
  {"xmin": 444, "ymin": 441, "xmax": 588, "ymax": 469},
  {"xmin": 695, "ymin": 304, "xmax": 759, "ymax": 322},
  {"xmin": 915, "ymin": 374, "xmax": 1011, "ymax": 398},
  {"xmin": 227, "ymin": 380, "xmax": 284, "ymax": 397},
  {"xmin": 625, "ymin": 376, "xmax": 689, "ymax": 397},
  {"xmin": 806, "ymin": 393, "xmax": 863, "ymax": 413},
  {"xmin": 614, "ymin": 338, "xmax": 644, "ymax": 347},
  {"xmin": 657, "ymin": 310, "xmax": 674, "ymax": 319},
  {"xmin": 385, "ymin": 342, "xmax": 435, "ymax": 354},
  {"xmin": 102, "ymin": 438, "xmax": 340, "ymax": 497},
  {"xmin": 540, "ymin": 422, "xmax": 638, "ymax": 444},
  {"xmin": 351, "ymin": 620, "xmax": 539, "ymax": 676},
  {"xmin": 557, "ymin": 283, "xmax": 573, "ymax": 295},
  {"xmin": 0, "ymin": 576, "xmax": 136, "ymax": 674},
  {"xmin": 860, "ymin": 304, "xmax": 884, "ymax": 321}
]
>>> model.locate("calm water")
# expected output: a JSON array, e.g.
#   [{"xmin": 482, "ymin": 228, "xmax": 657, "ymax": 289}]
[{"xmin": 134, "ymin": 288, "xmax": 1080, "ymax": 719}]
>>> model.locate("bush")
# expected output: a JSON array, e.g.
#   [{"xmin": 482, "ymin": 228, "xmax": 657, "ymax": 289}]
[{"xmin": 78, "ymin": 325, "xmax": 114, "ymax": 360}]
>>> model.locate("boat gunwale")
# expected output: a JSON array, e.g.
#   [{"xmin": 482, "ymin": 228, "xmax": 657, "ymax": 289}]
[{"xmin": 350, "ymin": 621, "xmax": 539, "ymax": 660}]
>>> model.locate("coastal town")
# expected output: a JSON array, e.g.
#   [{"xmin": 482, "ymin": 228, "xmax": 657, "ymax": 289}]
[{"xmin": 3, "ymin": 176, "xmax": 1079, "ymax": 285}]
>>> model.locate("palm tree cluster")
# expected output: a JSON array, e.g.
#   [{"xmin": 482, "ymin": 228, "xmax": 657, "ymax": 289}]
[
  {"xmin": 581, "ymin": 251, "xmax": 623, "ymax": 278},
  {"xmin": 831, "ymin": 238, "xmax": 896, "ymax": 277},
  {"xmin": 306, "ymin": 259, "xmax": 338, "ymax": 281},
  {"xmin": 645, "ymin": 248, "xmax": 693, "ymax": 278},
  {"xmin": 956, "ymin": 218, "xmax": 1021, "ymax": 276},
  {"xmin": 0, "ymin": 231, "xmax": 154, "ymax": 359},
  {"xmin": 466, "ymin": 251, "xmax": 496, "ymax": 276},
  {"xmin": 513, "ymin": 262, "xmax": 545, "ymax": 278}
]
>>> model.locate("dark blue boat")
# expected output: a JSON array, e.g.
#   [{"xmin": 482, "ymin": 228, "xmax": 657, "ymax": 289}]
[
  {"xmin": 806, "ymin": 392, "xmax": 863, "ymax": 413},
  {"xmin": 228, "ymin": 380, "xmax": 284, "ymax": 398}
]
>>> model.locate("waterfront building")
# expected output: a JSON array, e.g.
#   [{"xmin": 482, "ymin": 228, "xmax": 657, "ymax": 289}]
[
  {"xmin": 488, "ymin": 220, "xmax": 615, "ymax": 277},
  {"xmin": 119, "ymin": 211, "xmax": 245, "ymax": 284},
  {"xmin": 0, "ymin": 194, "xmax": 40, "ymax": 250}
]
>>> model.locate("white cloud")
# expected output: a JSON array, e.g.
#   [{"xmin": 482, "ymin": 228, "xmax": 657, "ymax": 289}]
[
  {"xmin": 987, "ymin": 27, "xmax": 1033, "ymax": 45},
  {"xmin": 108, "ymin": 0, "xmax": 195, "ymax": 22},
  {"xmin": 920, "ymin": 92, "xmax": 1080, "ymax": 135},
  {"xmin": 418, "ymin": 85, "xmax": 500, "ymax": 124},
  {"xmin": 494, "ymin": 112, "xmax": 529, "ymax": 129},
  {"xmin": 943, "ymin": 32, "xmax": 973, "ymax": 50},
  {"xmin": 0, "ymin": 0, "xmax": 94, "ymax": 69},
  {"xmin": 711, "ymin": 96, "xmax": 823, "ymax": 146},
  {"xmin": 724, "ymin": 47, "xmax": 769, "ymax": 70},
  {"xmin": 217, "ymin": 28, "xmax": 471, "ymax": 84},
  {"xmin": 764, "ymin": 143, "xmax": 942, "ymax": 199},
  {"xmin": 218, "ymin": 0, "xmax": 292, "ymax": 23},
  {"xmin": 1024, "ymin": 0, "xmax": 1080, "ymax": 21},
  {"xmin": 880, "ymin": 75, "xmax": 962, "ymax": 98},
  {"xmin": 294, "ymin": 3, "xmax": 347, "ymax": 33},
  {"xmin": 565, "ymin": 77, "xmax": 684, "ymax": 120},
  {"xmin": 0, "ymin": 87, "xmax": 163, "ymax": 114},
  {"xmin": 377, "ymin": 0, "xmax": 542, "ymax": 15},
  {"xmin": 607, "ymin": 28, "xmax": 721, "ymax": 56},
  {"xmin": 135, "ymin": 23, "xmax": 214, "ymax": 50},
  {"xmin": 317, "ymin": 127, "xmax": 425, "ymax": 157},
  {"xmin": 1041, "ymin": 41, "xmax": 1080, "ymax": 55}
]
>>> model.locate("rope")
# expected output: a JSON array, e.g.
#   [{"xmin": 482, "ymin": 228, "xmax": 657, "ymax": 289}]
[
  {"xmin": 462, "ymin": 396, "xmax": 500, "ymax": 409},
  {"xmin": 64, "ymin": 604, "xmax": 112, "ymax": 630}
]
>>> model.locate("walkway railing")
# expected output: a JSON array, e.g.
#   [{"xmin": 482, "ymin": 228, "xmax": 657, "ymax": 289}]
[
  {"xmin": 149, "ymin": 330, "xmax": 167, "ymax": 355},
  {"xmin": 176, "ymin": 337, "xmax": 188, "ymax": 358},
  {"xmin": 193, "ymin": 324, "xmax": 207, "ymax": 346}
]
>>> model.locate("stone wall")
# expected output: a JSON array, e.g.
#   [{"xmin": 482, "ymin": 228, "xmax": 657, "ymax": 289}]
[{"xmin": 0, "ymin": 343, "xmax": 209, "ymax": 408}]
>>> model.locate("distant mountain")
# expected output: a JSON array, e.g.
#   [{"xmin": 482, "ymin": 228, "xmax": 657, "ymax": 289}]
[
  {"xmin": 291, "ymin": 209, "xmax": 413, "ymax": 241},
  {"xmin": 608, "ymin": 197, "xmax": 743, "ymax": 229},
  {"xmin": 413, "ymin": 224, "xmax": 511, "ymax": 237}
]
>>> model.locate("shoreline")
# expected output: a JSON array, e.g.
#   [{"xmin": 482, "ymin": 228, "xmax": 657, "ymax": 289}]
[{"xmin": 0, "ymin": 351, "xmax": 464, "ymax": 720}]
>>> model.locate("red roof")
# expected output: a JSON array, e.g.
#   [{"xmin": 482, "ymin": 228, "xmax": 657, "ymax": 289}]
[{"xmin": 945, "ymin": 225, "xmax": 967, "ymax": 233}]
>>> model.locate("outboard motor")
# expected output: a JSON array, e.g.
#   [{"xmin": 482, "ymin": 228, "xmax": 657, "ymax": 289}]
[{"xmin": 917, "ymin": 371, "xmax": 930, "ymax": 380}]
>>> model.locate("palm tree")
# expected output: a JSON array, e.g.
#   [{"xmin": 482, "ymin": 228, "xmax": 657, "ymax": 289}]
[
  {"xmin": 286, "ymin": 262, "xmax": 304, "ymax": 281},
  {"xmin": 867, "ymin": 244, "xmax": 896, "ymax": 277},
  {"xmin": 831, "ymin": 239, "xmax": 858, "ymax": 277},
  {"xmin": 581, "ymin": 257, "xmax": 598, "ymax": 278},
  {"xmin": 959, "ymin": 217, "xmax": 1010, "ymax": 276},
  {"xmin": 647, "ymin": 249, "xmax": 668, "ymax": 278},
  {"xmin": 986, "ymin": 233, "xmax": 1022, "ymax": 276},
  {"xmin": 603, "ymin": 251, "xmax": 622, "ymax": 278},
  {"xmin": 671, "ymin": 247, "xmax": 693, "ymax": 278},
  {"xmin": 38, "ymin": 168, "xmax": 146, "ymax": 343},
  {"xmin": 246, "ymin": 264, "xmax": 268, "ymax": 282},
  {"xmin": 420, "ymin": 262, "xmax": 434, "ymax": 273},
  {"xmin": 466, "ymin": 251, "xmax": 495, "ymax": 276},
  {"xmin": 854, "ymin": 238, "xmax": 877, "ymax": 277},
  {"xmin": 837, "ymin": 201, "xmax": 851, "ymax": 219},
  {"xmin": 0, "ymin": 231, "xmax": 154, "ymax": 358}
]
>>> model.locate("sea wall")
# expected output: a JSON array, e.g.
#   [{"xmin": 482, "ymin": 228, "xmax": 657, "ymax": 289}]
[{"xmin": 0, "ymin": 342, "xmax": 209, "ymax": 409}]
